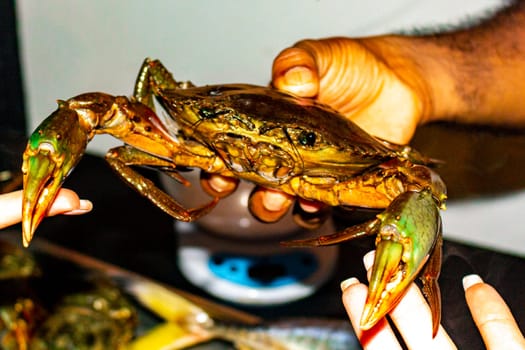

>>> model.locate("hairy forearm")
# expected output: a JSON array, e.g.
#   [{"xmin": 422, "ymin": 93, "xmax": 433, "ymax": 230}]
[
  {"xmin": 431, "ymin": 0, "xmax": 525, "ymax": 124},
  {"xmin": 368, "ymin": 1, "xmax": 525, "ymax": 126}
]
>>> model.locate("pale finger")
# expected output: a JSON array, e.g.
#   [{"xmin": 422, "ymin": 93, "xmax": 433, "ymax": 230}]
[
  {"xmin": 0, "ymin": 189, "xmax": 92, "ymax": 230},
  {"xmin": 389, "ymin": 285, "xmax": 456, "ymax": 349},
  {"xmin": 47, "ymin": 189, "xmax": 93, "ymax": 216},
  {"xmin": 341, "ymin": 277, "xmax": 402, "ymax": 350},
  {"xmin": 0, "ymin": 190, "xmax": 28, "ymax": 229},
  {"xmin": 363, "ymin": 251, "xmax": 457, "ymax": 350},
  {"xmin": 200, "ymin": 173, "xmax": 239, "ymax": 198},
  {"xmin": 247, "ymin": 188, "xmax": 293, "ymax": 223},
  {"xmin": 261, "ymin": 189, "xmax": 294, "ymax": 212},
  {"xmin": 297, "ymin": 198, "xmax": 324, "ymax": 213},
  {"xmin": 463, "ymin": 274, "xmax": 525, "ymax": 350}
]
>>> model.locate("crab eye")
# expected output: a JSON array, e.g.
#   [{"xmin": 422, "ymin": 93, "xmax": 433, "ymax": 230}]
[
  {"xmin": 298, "ymin": 131, "xmax": 316, "ymax": 147},
  {"xmin": 198, "ymin": 107, "xmax": 230, "ymax": 120},
  {"xmin": 198, "ymin": 107, "xmax": 216, "ymax": 119}
]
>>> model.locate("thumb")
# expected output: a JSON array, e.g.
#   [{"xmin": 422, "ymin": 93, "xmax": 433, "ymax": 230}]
[{"xmin": 272, "ymin": 46, "xmax": 319, "ymax": 97}]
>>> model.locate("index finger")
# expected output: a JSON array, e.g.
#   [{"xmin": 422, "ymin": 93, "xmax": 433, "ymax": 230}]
[
  {"xmin": 463, "ymin": 275, "xmax": 525, "ymax": 349},
  {"xmin": 341, "ymin": 277, "xmax": 403, "ymax": 350},
  {"xmin": 0, "ymin": 189, "xmax": 92, "ymax": 230}
]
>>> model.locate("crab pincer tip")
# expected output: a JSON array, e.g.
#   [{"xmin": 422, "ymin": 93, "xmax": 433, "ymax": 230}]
[
  {"xmin": 21, "ymin": 205, "xmax": 40, "ymax": 247},
  {"xmin": 22, "ymin": 233, "xmax": 32, "ymax": 248},
  {"xmin": 359, "ymin": 240, "xmax": 405, "ymax": 330}
]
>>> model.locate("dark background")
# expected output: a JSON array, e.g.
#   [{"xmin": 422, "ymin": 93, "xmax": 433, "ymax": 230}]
[
  {"xmin": 0, "ymin": 0, "xmax": 26, "ymax": 135},
  {"xmin": 0, "ymin": 0, "xmax": 26, "ymax": 193}
]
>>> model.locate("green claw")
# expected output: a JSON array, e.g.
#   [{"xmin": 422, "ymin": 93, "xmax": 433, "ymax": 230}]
[
  {"xmin": 283, "ymin": 190, "xmax": 442, "ymax": 334},
  {"xmin": 360, "ymin": 240, "xmax": 405, "ymax": 330},
  {"xmin": 361, "ymin": 190, "xmax": 442, "ymax": 334},
  {"xmin": 21, "ymin": 106, "xmax": 89, "ymax": 246}
]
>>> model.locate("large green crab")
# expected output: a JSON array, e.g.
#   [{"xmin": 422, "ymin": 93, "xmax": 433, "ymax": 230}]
[{"xmin": 21, "ymin": 58, "xmax": 446, "ymax": 336}]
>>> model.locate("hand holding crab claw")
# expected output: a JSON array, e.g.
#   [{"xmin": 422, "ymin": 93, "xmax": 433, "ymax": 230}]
[
  {"xmin": 342, "ymin": 251, "xmax": 525, "ymax": 349},
  {"xmin": 0, "ymin": 189, "xmax": 92, "ymax": 230},
  {"xmin": 0, "ymin": 192, "xmax": 522, "ymax": 348},
  {"xmin": 199, "ymin": 2, "xmax": 525, "ymax": 348}
]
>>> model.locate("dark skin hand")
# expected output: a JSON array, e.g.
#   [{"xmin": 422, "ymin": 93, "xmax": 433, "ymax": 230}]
[
  {"xmin": 204, "ymin": 0, "xmax": 525, "ymax": 220},
  {"xmin": 201, "ymin": 1, "xmax": 525, "ymax": 347}
]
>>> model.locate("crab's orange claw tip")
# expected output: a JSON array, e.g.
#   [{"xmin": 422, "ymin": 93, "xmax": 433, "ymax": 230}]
[
  {"xmin": 22, "ymin": 216, "xmax": 37, "ymax": 248},
  {"xmin": 360, "ymin": 240, "xmax": 406, "ymax": 330},
  {"xmin": 21, "ymin": 151, "xmax": 62, "ymax": 247},
  {"xmin": 22, "ymin": 226, "xmax": 34, "ymax": 248}
]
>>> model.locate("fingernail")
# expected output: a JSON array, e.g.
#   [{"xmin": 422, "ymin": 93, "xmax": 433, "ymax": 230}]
[
  {"xmin": 298, "ymin": 199, "xmax": 322, "ymax": 213},
  {"xmin": 363, "ymin": 250, "xmax": 375, "ymax": 270},
  {"xmin": 284, "ymin": 66, "xmax": 314, "ymax": 85},
  {"xmin": 463, "ymin": 274, "xmax": 483, "ymax": 290},
  {"xmin": 340, "ymin": 277, "xmax": 360, "ymax": 292},
  {"xmin": 207, "ymin": 175, "xmax": 231, "ymax": 193},
  {"xmin": 80, "ymin": 199, "xmax": 93, "ymax": 211},
  {"xmin": 283, "ymin": 67, "xmax": 317, "ymax": 96},
  {"xmin": 64, "ymin": 199, "xmax": 93, "ymax": 215},
  {"xmin": 262, "ymin": 191, "xmax": 291, "ymax": 212}
]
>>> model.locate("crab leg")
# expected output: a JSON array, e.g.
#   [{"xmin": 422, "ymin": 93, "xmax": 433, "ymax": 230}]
[
  {"xmin": 105, "ymin": 145, "xmax": 219, "ymax": 221},
  {"xmin": 283, "ymin": 189, "xmax": 441, "ymax": 336}
]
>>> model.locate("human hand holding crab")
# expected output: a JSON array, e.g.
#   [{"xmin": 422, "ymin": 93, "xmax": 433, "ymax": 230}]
[
  {"xmin": 341, "ymin": 251, "xmax": 525, "ymax": 349},
  {"xmin": 201, "ymin": 2, "xmax": 525, "ymax": 347}
]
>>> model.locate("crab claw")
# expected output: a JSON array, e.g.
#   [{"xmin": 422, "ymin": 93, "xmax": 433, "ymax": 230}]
[
  {"xmin": 360, "ymin": 240, "xmax": 413, "ymax": 329},
  {"xmin": 22, "ymin": 106, "xmax": 90, "ymax": 247},
  {"xmin": 281, "ymin": 190, "xmax": 442, "ymax": 335},
  {"xmin": 360, "ymin": 190, "xmax": 442, "ymax": 336}
]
